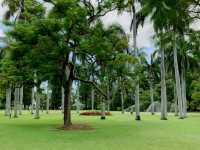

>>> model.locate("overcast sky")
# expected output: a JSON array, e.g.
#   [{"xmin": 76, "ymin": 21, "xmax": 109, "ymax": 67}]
[{"xmin": 0, "ymin": 0, "xmax": 155, "ymax": 54}]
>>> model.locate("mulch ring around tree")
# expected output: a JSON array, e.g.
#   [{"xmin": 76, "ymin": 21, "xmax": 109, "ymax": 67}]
[
  {"xmin": 57, "ymin": 124, "xmax": 94, "ymax": 131},
  {"xmin": 80, "ymin": 111, "xmax": 112, "ymax": 116}
]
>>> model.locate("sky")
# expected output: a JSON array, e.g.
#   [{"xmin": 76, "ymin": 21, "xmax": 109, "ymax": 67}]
[
  {"xmin": 0, "ymin": 0, "xmax": 155, "ymax": 55},
  {"xmin": 0, "ymin": 0, "xmax": 7, "ymax": 36}
]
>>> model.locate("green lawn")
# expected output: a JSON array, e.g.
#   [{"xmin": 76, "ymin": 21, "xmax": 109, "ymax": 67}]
[{"xmin": 0, "ymin": 111, "xmax": 200, "ymax": 150}]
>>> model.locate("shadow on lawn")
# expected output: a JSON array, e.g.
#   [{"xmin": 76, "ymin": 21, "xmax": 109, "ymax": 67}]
[{"xmin": 2, "ymin": 120, "xmax": 95, "ymax": 132}]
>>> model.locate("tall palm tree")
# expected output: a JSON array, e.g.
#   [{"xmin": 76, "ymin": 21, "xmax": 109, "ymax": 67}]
[
  {"xmin": 139, "ymin": 0, "xmax": 173, "ymax": 120},
  {"xmin": 166, "ymin": 0, "xmax": 190, "ymax": 119},
  {"xmin": 131, "ymin": 0, "xmax": 142, "ymax": 121},
  {"xmin": 139, "ymin": 0, "xmax": 191, "ymax": 119},
  {"xmin": 179, "ymin": 34, "xmax": 199, "ymax": 117},
  {"xmin": 146, "ymin": 54, "xmax": 160, "ymax": 115},
  {"xmin": 2, "ymin": 0, "xmax": 24, "ymax": 20}
]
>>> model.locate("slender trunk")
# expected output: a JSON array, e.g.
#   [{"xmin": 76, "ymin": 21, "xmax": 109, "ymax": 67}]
[
  {"xmin": 101, "ymin": 100, "xmax": 106, "ymax": 120},
  {"xmin": 14, "ymin": 87, "xmax": 19, "ymax": 118},
  {"xmin": 107, "ymin": 102, "xmax": 110, "ymax": 112},
  {"xmin": 173, "ymin": 34, "xmax": 184, "ymax": 119},
  {"xmin": 160, "ymin": 48, "xmax": 167, "ymax": 120},
  {"xmin": 174, "ymin": 83, "xmax": 178, "ymax": 116},
  {"xmin": 107, "ymin": 84, "xmax": 110, "ymax": 112},
  {"xmin": 150, "ymin": 82, "xmax": 155, "ymax": 115},
  {"xmin": 130, "ymin": 93, "xmax": 134, "ymax": 114},
  {"xmin": 61, "ymin": 86, "xmax": 64, "ymax": 113},
  {"xmin": 91, "ymin": 88, "xmax": 94, "ymax": 111},
  {"xmin": 76, "ymin": 82, "xmax": 80, "ymax": 114},
  {"xmin": 121, "ymin": 89, "xmax": 125, "ymax": 114},
  {"xmin": 132, "ymin": 3, "xmax": 141, "ymax": 120},
  {"xmin": 5, "ymin": 87, "xmax": 11, "ymax": 116},
  {"xmin": 19, "ymin": 86, "xmax": 23, "ymax": 115},
  {"xmin": 34, "ymin": 86, "xmax": 40, "ymax": 119},
  {"xmin": 135, "ymin": 78, "xmax": 141, "ymax": 120},
  {"xmin": 46, "ymin": 89, "xmax": 50, "ymax": 114},
  {"xmin": 181, "ymin": 62, "xmax": 187, "ymax": 118},
  {"xmin": 31, "ymin": 87, "xmax": 35, "ymax": 114}
]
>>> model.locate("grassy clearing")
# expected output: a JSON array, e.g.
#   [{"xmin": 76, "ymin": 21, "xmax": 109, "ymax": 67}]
[{"xmin": 0, "ymin": 111, "xmax": 200, "ymax": 150}]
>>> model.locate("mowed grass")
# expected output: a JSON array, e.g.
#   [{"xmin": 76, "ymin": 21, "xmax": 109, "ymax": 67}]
[{"xmin": 0, "ymin": 111, "xmax": 200, "ymax": 150}]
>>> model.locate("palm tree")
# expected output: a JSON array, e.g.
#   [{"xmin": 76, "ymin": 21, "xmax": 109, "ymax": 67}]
[
  {"xmin": 2, "ymin": 0, "xmax": 24, "ymax": 20},
  {"xmin": 146, "ymin": 54, "xmax": 160, "ymax": 115},
  {"xmin": 167, "ymin": 0, "xmax": 190, "ymax": 119},
  {"xmin": 131, "ymin": 0, "xmax": 142, "ymax": 121},
  {"xmin": 139, "ymin": 0, "xmax": 173, "ymax": 120},
  {"xmin": 139, "ymin": 0, "xmax": 192, "ymax": 119},
  {"xmin": 179, "ymin": 34, "xmax": 199, "ymax": 117}
]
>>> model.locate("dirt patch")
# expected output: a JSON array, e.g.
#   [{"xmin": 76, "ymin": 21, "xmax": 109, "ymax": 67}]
[
  {"xmin": 80, "ymin": 111, "xmax": 112, "ymax": 116},
  {"xmin": 57, "ymin": 124, "xmax": 94, "ymax": 131}
]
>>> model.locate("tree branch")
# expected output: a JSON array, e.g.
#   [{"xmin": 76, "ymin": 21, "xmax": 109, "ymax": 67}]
[{"xmin": 74, "ymin": 76, "xmax": 107, "ymax": 98}]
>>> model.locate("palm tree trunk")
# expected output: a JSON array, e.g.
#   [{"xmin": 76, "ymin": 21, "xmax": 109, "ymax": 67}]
[
  {"xmin": 106, "ymin": 84, "xmax": 110, "ymax": 112},
  {"xmin": 46, "ymin": 89, "xmax": 50, "ymax": 114},
  {"xmin": 5, "ymin": 86, "xmax": 11, "ymax": 116},
  {"xmin": 181, "ymin": 62, "xmax": 187, "ymax": 118},
  {"xmin": 61, "ymin": 86, "xmax": 64, "ymax": 113},
  {"xmin": 31, "ymin": 87, "xmax": 35, "ymax": 114},
  {"xmin": 150, "ymin": 81, "xmax": 155, "ymax": 115},
  {"xmin": 14, "ymin": 87, "xmax": 19, "ymax": 118},
  {"xmin": 33, "ymin": 72, "xmax": 40, "ymax": 119},
  {"xmin": 132, "ymin": 2, "xmax": 141, "ymax": 121},
  {"xmin": 91, "ymin": 88, "xmax": 94, "ymax": 111},
  {"xmin": 34, "ymin": 91, "xmax": 40, "ymax": 119},
  {"xmin": 135, "ymin": 78, "xmax": 141, "ymax": 120},
  {"xmin": 107, "ymin": 102, "xmax": 110, "ymax": 112},
  {"xmin": 174, "ymin": 83, "xmax": 178, "ymax": 116},
  {"xmin": 76, "ymin": 82, "xmax": 80, "ymax": 114},
  {"xmin": 173, "ymin": 35, "xmax": 184, "ymax": 119},
  {"xmin": 160, "ymin": 48, "xmax": 167, "ymax": 120},
  {"xmin": 121, "ymin": 88, "xmax": 125, "ymax": 114},
  {"xmin": 19, "ymin": 86, "xmax": 23, "ymax": 115}
]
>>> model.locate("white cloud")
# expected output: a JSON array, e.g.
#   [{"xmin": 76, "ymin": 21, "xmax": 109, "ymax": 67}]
[
  {"xmin": 0, "ymin": 0, "xmax": 155, "ymax": 49},
  {"xmin": 191, "ymin": 20, "xmax": 200, "ymax": 31},
  {"xmin": 0, "ymin": 0, "xmax": 7, "ymax": 20},
  {"xmin": 0, "ymin": 0, "xmax": 7, "ymax": 37},
  {"xmin": 102, "ymin": 11, "xmax": 155, "ymax": 49},
  {"xmin": 0, "ymin": 30, "xmax": 4, "ymax": 37}
]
